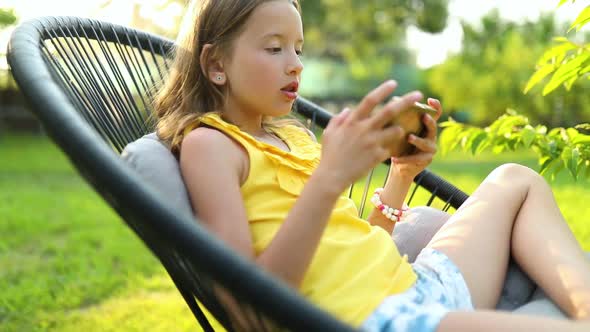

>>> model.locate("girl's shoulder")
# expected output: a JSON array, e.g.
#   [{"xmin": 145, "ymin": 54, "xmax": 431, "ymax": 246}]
[
  {"xmin": 181, "ymin": 126, "xmax": 249, "ymax": 182},
  {"xmin": 182, "ymin": 126, "xmax": 248, "ymax": 163}
]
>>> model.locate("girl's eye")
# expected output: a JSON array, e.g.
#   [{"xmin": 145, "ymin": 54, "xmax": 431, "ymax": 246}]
[
  {"xmin": 296, "ymin": 50, "xmax": 304, "ymax": 57},
  {"xmin": 267, "ymin": 47, "xmax": 282, "ymax": 54}
]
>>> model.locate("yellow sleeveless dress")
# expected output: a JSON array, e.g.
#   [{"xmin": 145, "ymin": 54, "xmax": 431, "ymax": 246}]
[{"xmin": 194, "ymin": 113, "xmax": 416, "ymax": 328}]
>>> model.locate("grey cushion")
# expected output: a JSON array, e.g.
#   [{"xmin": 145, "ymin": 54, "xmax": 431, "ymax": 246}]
[
  {"xmin": 121, "ymin": 133, "xmax": 193, "ymax": 217},
  {"xmin": 120, "ymin": 132, "xmax": 573, "ymax": 316},
  {"xmin": 393, "ymin": 206, "xmax": 450, "ymax": 263},
  {"xmin": 512, "ymin": 297, "xmax": 566, "ymax": 318}
]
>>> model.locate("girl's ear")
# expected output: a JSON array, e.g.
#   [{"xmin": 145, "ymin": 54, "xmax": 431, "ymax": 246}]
[{"xmin": 200, "ymin": 44, "xmax": 226, "ymax": 85}]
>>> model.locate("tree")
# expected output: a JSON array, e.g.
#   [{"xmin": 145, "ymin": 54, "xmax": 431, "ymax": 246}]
[
  {"xmin": 0, "ymin": 8, "xmax": 17, "ymax": 28},
  {"xmin": 0, "ymin": 8, "xmax": 18, "ymax": 90},
  {"xmin": 97, "ymin": 0, "xmax": 186, "ymax": 39},
  {"xmin": 101, "ymin": 0, "xmax": 448, "ymax": 85},
  {"xmin": 438, "ymin": 1, "xmax": 590, "ymax": 180},
  {"xmin": 427, "ymin": 10, "xmax": 590, "ymax": 127},
  {"xmin": 301, "ymin": 0, "xmax": 449, "ymax": 80}
]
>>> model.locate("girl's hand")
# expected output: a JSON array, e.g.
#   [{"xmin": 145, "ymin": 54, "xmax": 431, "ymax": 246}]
[
  {"xmin": 315, "ymin": 80, "xmax": 423, "ymax": 193},
  {"xmin": 389, "ymin": 98, "xmax": 443, "ymax": 181}
]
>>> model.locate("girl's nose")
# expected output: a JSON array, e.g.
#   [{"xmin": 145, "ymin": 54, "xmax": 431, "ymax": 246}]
[{"xmin": 286, "ymin": 53, "xmax": 304, "ymax": 75}]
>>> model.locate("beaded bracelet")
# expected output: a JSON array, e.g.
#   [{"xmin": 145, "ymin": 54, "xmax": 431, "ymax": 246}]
[{"xmin": 370, "ymin": 188, "xmax": 410, "ymax": 222}]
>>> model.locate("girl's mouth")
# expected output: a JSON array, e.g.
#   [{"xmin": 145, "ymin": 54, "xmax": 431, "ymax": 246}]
[
  {"xmin": 281, "ymin": 81, "xmax": 299, "ymax": 100},
  {"xmin": 281, "ymin": 90, "xmax": 298, "ymax": 100}
]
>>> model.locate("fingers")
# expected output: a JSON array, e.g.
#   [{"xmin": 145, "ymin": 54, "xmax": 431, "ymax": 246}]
[
  {"xmin": 381, "ymin": 125, "xmax": 405, "ymax": 146},
  {"xmin": 427, "ymin": 98, "xmax": 443, "ymax": 121},
  {"xmin": 354, "ymin": 80, "xmax": 398, "ymax": 120},
  {"xmin": 370, "ymin": 90, "xmax": 423, "ymax": 129},
  {"xmin": 408, "ymin": 132, "xmax": 437, "ymax": 153},
  {"xmin": 376, "ymin": 146, "xmax": 391, "ymax": 164},
  {"xmin": 336, "ymin": 107, "xmax": 351, "ymax": 124},
  {"xmin": 420, "ymin": 112, "xmax": 439, "ymax": 141},
  {"xmin": 393, "ymin": 152, "xmax": 434, "ymax": 165},
  {"xmin": 326, "ymin": 107, "xmax": 351, "ymax": 130}
]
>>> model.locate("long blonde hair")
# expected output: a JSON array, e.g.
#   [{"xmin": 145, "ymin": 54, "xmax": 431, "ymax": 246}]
[{"xmin": 154, "ymin": 0, "xmax": 302, "ymax": 155}]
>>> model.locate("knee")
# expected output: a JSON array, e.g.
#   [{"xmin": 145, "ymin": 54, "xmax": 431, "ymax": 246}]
[{"xmin": 489, "ymin": 163, "xmax": 545, "ymax": 189}]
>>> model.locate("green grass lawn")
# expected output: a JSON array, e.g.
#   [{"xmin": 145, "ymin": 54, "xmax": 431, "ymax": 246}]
[{"xmin": 2, "ymin": 133, "xmax": 590, "ymax": 331}]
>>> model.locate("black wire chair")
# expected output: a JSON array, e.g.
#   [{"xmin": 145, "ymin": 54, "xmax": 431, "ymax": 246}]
[{"xmin": 7, "ymin": 16, "xmax": 469, "ymax": 331}]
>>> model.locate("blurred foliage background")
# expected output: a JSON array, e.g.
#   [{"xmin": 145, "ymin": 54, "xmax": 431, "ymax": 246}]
[
  {"xmin": 3, "ymin": 1, "xmax": 590, "ymax": 331},
  {"xmin": 1, "ymin": 0, "xmax": 588, "ymax": 129}
]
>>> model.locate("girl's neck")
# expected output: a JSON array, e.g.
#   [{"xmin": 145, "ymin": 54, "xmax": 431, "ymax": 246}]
[
  {"xmin": 218, "ymin": 107, "xmax": 290, "ymax": 152},
  {"xmin": 220, "ymin": 107, "xmax": 267, "ymax": 137}
]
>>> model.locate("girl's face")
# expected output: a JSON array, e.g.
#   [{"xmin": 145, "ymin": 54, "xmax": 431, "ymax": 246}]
[{"xmin": 222, "ymin": 0, "xmax": 304, "ymax": 118}]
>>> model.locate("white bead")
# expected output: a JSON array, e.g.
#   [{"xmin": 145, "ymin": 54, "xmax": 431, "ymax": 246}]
[{"xmin": 370, "ymin": 188, "xmax": 406, "ymax": 223}]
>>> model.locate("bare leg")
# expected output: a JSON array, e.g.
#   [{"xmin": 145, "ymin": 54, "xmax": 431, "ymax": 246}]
[
  {"xmin": 438, "ymin": 311, "xmax": 590, "ymax": 332},
  {"xmin": 427, "ymin": 163, "xmax": 590, "ymax": 319}
]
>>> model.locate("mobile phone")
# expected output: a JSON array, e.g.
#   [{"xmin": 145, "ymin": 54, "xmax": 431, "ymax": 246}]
[{"xmin": 388, "ymin": 101, "xmax": 438, "ymax": 157}]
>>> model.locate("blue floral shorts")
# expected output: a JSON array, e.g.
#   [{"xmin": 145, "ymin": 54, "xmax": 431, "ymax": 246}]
[{"xmin": 362, "ymin": 248, "xmax": 474, "ymax": 332}]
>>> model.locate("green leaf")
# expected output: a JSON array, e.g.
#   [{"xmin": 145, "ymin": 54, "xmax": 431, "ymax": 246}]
[
  {"xmin": 492, "ymin": 143, "xmax": 506, "ymax": 154},
  {"xmin": 564, "ymin": 75, "xmax": 579, "ymax": 90},
  {"xmin": 552, "ymin": 162, "xmax": 565, "ymax": 181},
  {"xmin": 543, "ymin": 52, "xmax": 590, "ymax": 95},
  {"xmin": 562, "ymin": 146, "xmax": 581, "ymax": 180},
  {"xmin": 497, "ymin": 115, "xmax": 528, "ymax": 135},
  {"xmin": 524, "ymin": 65, "xmax": 556, "ymax": 94},
  {"xmin": 458, "ymin": 128, "xmax": 477, "ymax": 151},
  {"xmin": 439, "ymin": 125, "xmax": 464, "ymax": 155},
  {"xmin": 568, "ymin": 6, "xmax": 590, "ymax": 32},
  {"xmin": 579, "ymin": 63, "xmax": 590, "ymax": 75},
  {"xmin": 575, "ymin": 123, "xmax": 590, "ymax": 131},
  {"xmin": 538, "ymin": 41, "xmax": 578, "ymax": 64},
  {"xmin": 540, "ymin": 157, "xmax": 557, "ymax": 176},
  {"xmin": 547, "ymin": 139, "xmax": 559, "ymax": 156},
  {"xmin": 566, "ymin": 127, "xmax": 580, "ymax": 141},
  {"xmin": 521, "ymin": 125, "xmax": 537, "ymax": 147},
  {"xmin": 572, "ymin": 133, "xmax": 590, "ymax": 144},
  {"xmin": 536, "ymin": 125, "xmax": 548, "ymax": 135},
  {"xmin": 467, "ymin": 131, "xmax": 488, "ymax": 155}
]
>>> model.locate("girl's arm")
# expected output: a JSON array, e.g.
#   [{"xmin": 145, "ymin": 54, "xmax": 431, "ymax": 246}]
[
  {"xmin": 367, "ymin": 98, "xmax": 443, "ymax": 234},
  {"xmin": 181, "ymin": 81, "xmax": 423, "ymax": 289},
  {"xmin": 366, "ymin": 169, "xmax": 413, "ymax": 234}
]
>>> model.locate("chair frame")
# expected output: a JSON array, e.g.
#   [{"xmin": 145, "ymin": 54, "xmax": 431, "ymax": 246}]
[{"xmin": 8, "ymin": 16, "xmax": 468, "ymax": 331}]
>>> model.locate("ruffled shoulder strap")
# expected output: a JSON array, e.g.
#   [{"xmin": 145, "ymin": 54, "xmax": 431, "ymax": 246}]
[
  {"xmin": 271, "ymin": 124, "xmax": 321, "ymax": 169},
  {"xmin": 194, "ymin": 113, "xmax": 321, "ymax": 176}
]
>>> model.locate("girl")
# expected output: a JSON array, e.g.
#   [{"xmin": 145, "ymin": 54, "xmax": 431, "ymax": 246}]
[{"xmin": 154, "ymin": 0, "xmax": 590, "ymax": 331}]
